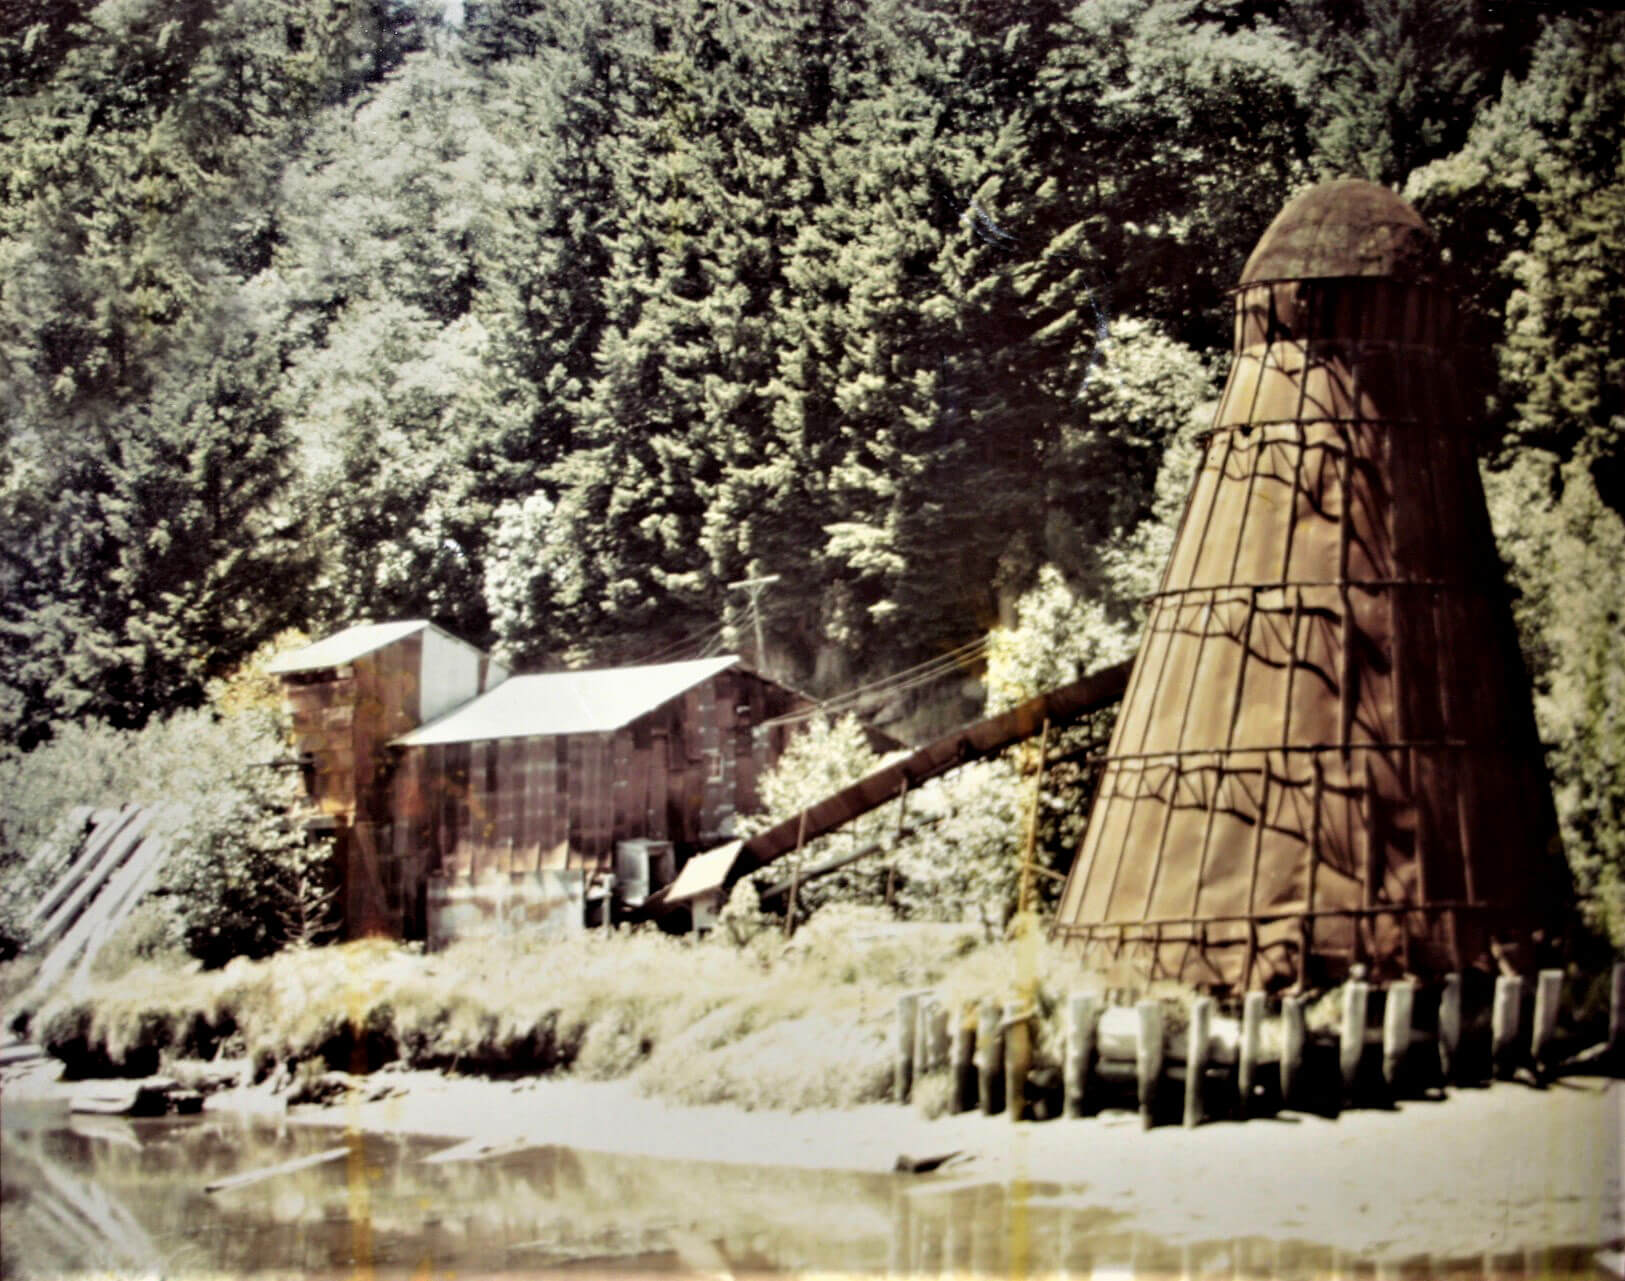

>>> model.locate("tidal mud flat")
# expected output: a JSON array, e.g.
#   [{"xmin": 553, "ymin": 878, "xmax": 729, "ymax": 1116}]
[
  {"xmin": 6, "ymin": 932, "xmax": 1623, "ymax": 1274},
  {"xmin": 267, "ymin": 1067, "xmax": 1623, "ymax": 1263},
  {"xmin": 4, "ymin": 1043, "xmax": 1622, "ymax": 1276}
]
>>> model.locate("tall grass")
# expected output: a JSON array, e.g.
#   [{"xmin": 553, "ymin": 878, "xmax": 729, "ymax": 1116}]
[{"xmin": 29, "ymin": 911, "xmax": 1115, "ymax": 1108}]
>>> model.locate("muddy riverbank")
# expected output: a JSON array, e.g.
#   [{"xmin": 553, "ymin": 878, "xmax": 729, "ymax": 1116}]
[
  {"xmin": 239, "ymin": 1067, "xmax": 1625, "ymax": 1263},
  {"xmin": 6, "ymin": 1049, "xmax": 1621, "ymax": 1271}
]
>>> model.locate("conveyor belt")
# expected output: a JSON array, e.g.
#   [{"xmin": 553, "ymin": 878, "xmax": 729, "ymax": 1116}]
[{"xmin": 645, "ymin": 659, "xmax": 1132, "ymax": 913}]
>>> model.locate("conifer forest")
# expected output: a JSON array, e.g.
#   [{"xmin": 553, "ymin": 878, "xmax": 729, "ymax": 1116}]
[{"xmin": 3, "ymin": 0, "xmax": 1624, "ymax": 943}]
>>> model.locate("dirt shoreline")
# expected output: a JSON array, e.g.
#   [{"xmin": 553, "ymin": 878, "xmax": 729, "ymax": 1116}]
[{"xmin": 232, "ymin": 1068, "xmax": 1625, "ymax": 1263}]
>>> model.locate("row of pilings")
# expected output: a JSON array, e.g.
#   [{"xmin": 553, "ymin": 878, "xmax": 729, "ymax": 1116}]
[{"xmin": 894, "ymin": 963, "xmax": 1625, "ymax": 1127}]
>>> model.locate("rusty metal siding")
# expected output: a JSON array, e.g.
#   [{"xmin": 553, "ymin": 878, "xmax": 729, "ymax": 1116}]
[
  {"xmin": 574, "ymin": 736, "xmax": 593, "ymax": 868},
  {"xmin": 306, "ymin": 657, "xmax": 809, "ymax": 940},
  {"xmin": 285, "ymin": 668, "xmax": 357, "ymax": 816},
  {"xmin": 280, "ymin": 630, "xmax": 425, "ymax": 939},
  {"xmin": 650, "ymin": 728, "xmax": 671, "ymax": 843},
  {"xmin": 591, "ymin": 734, "xmax": 615, "ymax": 866},
  {"xmin": 1053, "ymin": 182, "xmax": 1570, "ymax": 991}
]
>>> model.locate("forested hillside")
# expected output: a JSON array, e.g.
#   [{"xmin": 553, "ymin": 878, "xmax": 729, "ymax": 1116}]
[{"xmin": 3, "ymin": 0, "xmax": 1623, "ymax": 939}]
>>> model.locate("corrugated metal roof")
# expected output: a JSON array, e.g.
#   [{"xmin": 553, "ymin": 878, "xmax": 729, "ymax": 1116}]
[
  {"xmin": 267, "ymin": 621, "xmax": 430, "ymax": 673},
  {"xmin": 394, "ymin": 656, "xmax": 741, "ymax": 745}
]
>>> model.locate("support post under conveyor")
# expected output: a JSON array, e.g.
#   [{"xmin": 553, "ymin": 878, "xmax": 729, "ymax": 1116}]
[{"xmin": 637, "ymin": 659, "xmax": 1133, "ymax": 921}]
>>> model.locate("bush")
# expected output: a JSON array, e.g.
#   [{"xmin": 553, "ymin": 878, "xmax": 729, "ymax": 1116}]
[
  {"xmin": 737, "ymin": 567, "xmax": 1149, "ymax": 937},
  {"xmin": 88, "ymin": 900, "xmax": 187, "ymax": 979},
  {"xmin": 739, "ymin": 714, "xmax": 894, "ymax": 919},
  {"xmin": 0, "ymin": 634, "xmax": 332, "ymax": 972}
]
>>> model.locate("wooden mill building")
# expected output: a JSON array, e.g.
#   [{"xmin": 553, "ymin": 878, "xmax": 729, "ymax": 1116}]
[{"xmin": 269, "ymin": 621, "xmax": 807, "ymax": 944}]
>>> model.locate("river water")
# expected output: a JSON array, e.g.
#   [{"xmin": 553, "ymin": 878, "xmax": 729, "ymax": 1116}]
[{"xmin": 0, "ymin": 1112, "xmax": 1602, "ymax": 1278}]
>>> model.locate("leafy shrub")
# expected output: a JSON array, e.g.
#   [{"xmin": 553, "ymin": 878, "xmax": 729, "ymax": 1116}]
[
  {"xmin": 0, "ymin": 635, "xmax": 331, "ymax": 973},
  {"xmin": 714, "ymin": 879, "xmax": 774, "ymax": 950},
  {"xmin": 740, "ymin": 714, "xmax": 894, "ymax": 918},
  {"xmin": 88, "ymin": 900, "xmax": 187, "ymax": 979}
]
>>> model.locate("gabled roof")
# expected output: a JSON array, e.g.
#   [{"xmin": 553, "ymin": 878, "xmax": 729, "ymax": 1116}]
[
  {"xmin": 394, "ymin": 655, "xmax": 742, "ymax": 746},
  {"xmin": 267, "ymin": 620, "xmax": 433, "ymax": 674}
]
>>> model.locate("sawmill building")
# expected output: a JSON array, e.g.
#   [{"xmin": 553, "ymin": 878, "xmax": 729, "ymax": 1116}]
[{"xmin": 268, "ymin": 621, "xmax": 808, "ymax": 945}]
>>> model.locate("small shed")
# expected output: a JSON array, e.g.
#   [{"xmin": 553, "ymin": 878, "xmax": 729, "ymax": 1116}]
[{"xmin": 268, "ymin": 621, "xmax": 508, "ymax": 936}]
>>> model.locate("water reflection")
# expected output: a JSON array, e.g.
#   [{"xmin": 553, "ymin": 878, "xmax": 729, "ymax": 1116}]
[{"xmin": 0, "ymin": 1115, "xmax": 1606, "ymax": 1278}]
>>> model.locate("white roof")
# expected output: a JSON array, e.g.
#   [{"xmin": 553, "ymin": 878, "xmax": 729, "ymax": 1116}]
[
  {"xmin": 267, "ymin": 621, "xmax": 431, "ymax": 674},
  {"xmin": 394, "ymin": 656, "xmax": 741, "ymax": 745}
]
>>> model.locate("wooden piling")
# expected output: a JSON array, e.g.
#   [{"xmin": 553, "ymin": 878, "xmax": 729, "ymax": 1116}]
[
  {"xmin": 1382, "ymin": 981, "xmax": 1414, "ymax": 1095},
  {"xmin": 1281, "ymin": 995, "xmax": 1307, "ymax": 1110},
  {"xmin": 1340, "ymin": 981, "xmax": 1369, "ymax": 1102},
  {"xmin": 913, "ymin": 995, "xmax": 931, "ymax": 1083},
  {"xmin": 1136, "ymin": 999, "xmax": 1164, "ymax": 1130},
  {"xmin": 1184, "ymin": 997, "xmax": 1213, "ymax": 1128},
  {"xmin": 929, "ymin": 999, "xmax": 951, "ymax": 1074},
  {"xmin": 1005, "ymin": 1002, "xmax": 1032, "ymax": 1122},
  {"xmin": 1437, "ymin": 973, "xmax": 1462, "ymax": 1085},
  {"xmin": 1238, "ymin": 991, "xmax": 1264, "ymax": 1118},
  {"xmin": 1063, "ymin": 994, "xmax": 1099, "ymax": 1119},
  {"xmin": 1531, "ymin": 969, "xmax": 1563, "ymax": 1072},
  {"xmin": 1610, "ymin": 962, "xmax": 1625, "ymax": 1069},
  {"xmin": 953, "ymin": 1006, "xmax": 977, "ymax": 1113},
  {"xmin": 896, "ymin": 992, "xmax": 920, "ymax": 1103},
  {"xmin": 976, "ymin": 999, "xmax": 1003, "ymax": 1116},
  {"xmin": 1491, "ymin": 975, "xmax": 1525, "ymax": 1080}
]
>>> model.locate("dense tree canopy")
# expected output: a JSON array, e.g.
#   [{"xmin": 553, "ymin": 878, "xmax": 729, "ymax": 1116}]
[{"xmin": 4, "ymin": 0, "xmax": 1624, "ymax": 938}]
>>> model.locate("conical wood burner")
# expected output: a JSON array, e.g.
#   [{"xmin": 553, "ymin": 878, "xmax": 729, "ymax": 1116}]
[{"xmin": 1053, "ymin": 180, "xmax": 1572, "ymax": 991}]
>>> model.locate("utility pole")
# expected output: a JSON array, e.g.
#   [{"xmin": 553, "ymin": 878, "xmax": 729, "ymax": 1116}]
[
  {"xmin": 1017, "ymin": 718, "xmax": 1050, "ymax": 917},
  {"xmin": 726, "ymin": 573, "xmax": 780, "ymax": 673}
]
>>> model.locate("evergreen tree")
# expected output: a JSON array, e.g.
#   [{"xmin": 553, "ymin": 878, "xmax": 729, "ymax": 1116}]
[
  {"xmin": 1495, "ymin": 18, "xmax": 1625, "ymax": 509},
  {"xmin": 1302, "ymin": 0, "xmax": 1538, "ymax": 186},
  {"xmin": 274, "ymin": 51, "xmax": 539, "ymax": 641},
  {"xmin": 0, "ymin": 0, "xmax": 397, "ymax": 743}
]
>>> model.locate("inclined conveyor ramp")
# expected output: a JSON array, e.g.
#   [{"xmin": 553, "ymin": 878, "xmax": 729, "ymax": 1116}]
[{"xmin": 641, "ymin": 659, "xmax": 1133, "ymax": 918}]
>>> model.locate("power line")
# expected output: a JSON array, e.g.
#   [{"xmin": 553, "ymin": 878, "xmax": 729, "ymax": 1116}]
[
  {"xmin": 760, "ymin": 636, "xmax": 991, "ymax": 732},
  {"xmin": 764, "ymin": 656, "xmax": 987, "ymax": 731},
  {"xmin": 625, "ymin": 617, "xmax": 728, "ymax": 666}
]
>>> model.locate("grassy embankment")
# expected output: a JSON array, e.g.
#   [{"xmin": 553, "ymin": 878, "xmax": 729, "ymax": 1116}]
[
  {"xmin": 9, "ymin": 909, "xmax": 1136, "ymax": 1112},
  {"xmin": 17, "ymin": 907, "xmax": 1615, "ymax": 1113}
]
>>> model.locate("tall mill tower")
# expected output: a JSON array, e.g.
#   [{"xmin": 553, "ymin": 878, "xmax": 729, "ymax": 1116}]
[{"xmin": 1053, "ymin": 180, "xmax": 1572, "ymax": 992}]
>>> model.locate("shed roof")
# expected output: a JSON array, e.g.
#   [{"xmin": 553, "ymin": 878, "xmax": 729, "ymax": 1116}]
[
  {"xmin": 394, "ymin": 655, "xmax": 742, "ymax": 746},
  {"xmin": 663, "ymin": 840, "xmax": 742, "ymax": 905},
  {"xmin": 267, "ymin": 620, "xmax": 432, "ymax": 674}
]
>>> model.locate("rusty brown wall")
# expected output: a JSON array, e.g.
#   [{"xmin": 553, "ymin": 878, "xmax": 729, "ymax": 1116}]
[
  {"xmin": 1054, "ymin": 272, "xmax": 1570, "ymax": 992},
  {"xmin": 282, "ymin": 633, "xmax": 423, "ymax": 821},
  {"xmin": 281, "ymin": 634, "xmax": 425, "ymax": 937}
]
